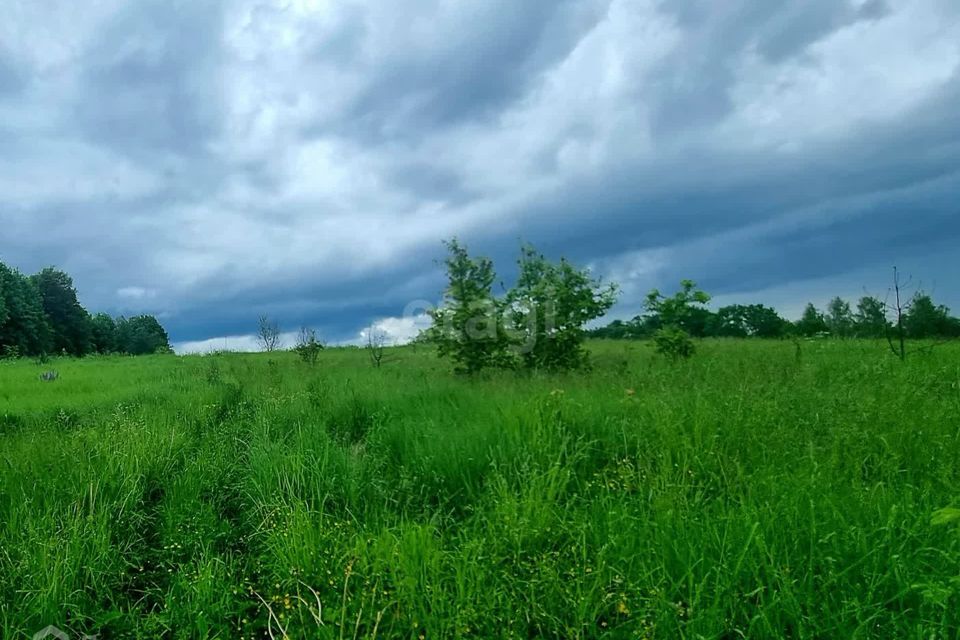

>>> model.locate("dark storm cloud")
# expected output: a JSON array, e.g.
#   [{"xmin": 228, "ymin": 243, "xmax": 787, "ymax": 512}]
[
  {"xmin": 1, "ymin": 0, "xmax": 958, "ymax": 349},
  {"xmin": 649, "ymin": 0, "xmax": 891, "ymax": 133},
  {"xmin": 73, "ymin": 0, "xmax": 226, "ymax": 158},
  {"xmin": 343, "ymin": 0, "xmax": 603, "ymax": 132},
  {"xmin": 672, "ymin": 172, "xmax": 960, "ymax": 296}
]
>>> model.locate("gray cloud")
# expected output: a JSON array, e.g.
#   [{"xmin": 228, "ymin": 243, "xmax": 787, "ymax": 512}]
[
  {"xmin": 0, "ymin": 56, "xmax": 23, "ymax": 96},
  {"xmin": 75, "ymin": 2, "xmax": 224, "ymax": 152},
  {"xmin": 1, "ymin": 0, "xmax": 959, "ymax": 346}
]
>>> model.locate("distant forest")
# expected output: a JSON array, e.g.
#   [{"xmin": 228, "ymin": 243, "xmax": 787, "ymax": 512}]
[
  {"xmin": 0, "ymin": 262, "xmax": 171, "ymax": 358},
  {"xmin": 589, "ymin": 287, "xmax": 960, "ymax": 340}
]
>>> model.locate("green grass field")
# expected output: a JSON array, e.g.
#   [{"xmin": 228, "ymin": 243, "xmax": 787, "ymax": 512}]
[{"xmin": 1, "ymin": 341, "xmax": 959, "ymax": 638}]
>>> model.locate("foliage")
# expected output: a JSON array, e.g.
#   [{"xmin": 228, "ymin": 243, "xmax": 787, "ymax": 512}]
[
  {"xmin": 711, "ymin": 304, "xmax": 789, "ymax": 338},
  {"xmin": 905, "ymin": 294, "xmax": 958, "ymax": 339},
  {"xmin": 1, "ymin": 344, "xmax": 20, "ymax": 360},
  {"xmin": 796, "ymin": 303, "xmax": 830, "ymax": 336},
  {"xmin": 0, "ymin": 260, "xmax": 171, "ymax": 358},
  {"xmin": 0, "ymin": 277, "xmax": 7, "ymax": 328},
  {"xmin": 115, "ymin": 315, "xmax": 173, "ymax": 355},
  {"xmin": 652, "ymin": 325, "xmax": 696, "ymax": 360},
  {"xmin": 644, "ymin": 281, "xmax": 710, "ymax": 360},
  {"xmin": 428, "ymin": 240, "xmax": 619, "ymax": 373},
  {"xmin": 505, "ymin": 245, "xmax": 617, "ymax": 370},
  {"xmin": 592, "ymin": 284, "xmax": 960, "ymax": 347},
  {"xmin": 825, "ymin": 296, "xmax": 855, "ymax": 337},
  {"xmin": 588, "ymin": 314, "xmax": 662, "ymax": 340},
  {"xmin": 643, "ymin": 279, "xmax": 711, "ymax": 332},
  {"xmin": 0, "ymin": 262, "xmax": 52, "ymax": 356},
  {"xmin": 2, "ymin": 342, "xmax": 959, "ymax": 638},
  {"xmin": 426, "ymin": 239, "xmax": 512, "ymax": 374},
  {"xmin": 294, "ymin": 326, "xmax": 323, "ymax": 364},
  {"xmin": 89, "ymin": 313, "xmax": 118, "ymax": 354},
  {"xmin": 31, "ymin": 267, "xmax": 93, "ymax": 356},
  {"xmin": 854, "ymin": 296, "xmax": 888, "ymax": 337}
]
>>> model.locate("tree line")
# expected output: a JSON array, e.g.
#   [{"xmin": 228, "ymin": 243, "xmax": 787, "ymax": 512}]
[
  {"xmin": 589, "ymin": 283, "xmax": 960, "ymax": 341},
  {"xmin": 0, "ymin": 262, "xmax": 171, "ymax": 358},
  {"xmin": 424, "ymin": 242, "xmax": 960, "ymax": 372}
]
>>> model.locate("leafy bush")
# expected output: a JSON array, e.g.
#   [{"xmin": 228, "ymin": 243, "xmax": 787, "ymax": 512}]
[
  {"xmin": 506, "ymin": 245, "xmax": 617, "ymax": 370},
  {"xmin": 294, "ymin": 326, "xmax": 323, "ymax": 365},
  {"xmin": 426, "ymin": 239, "xmax": 513, "ymax": 374},
  {"xmin": 429, "ymin": 239, "xmax": 619, "ymax": 373},
  {"xmin": 653, "ymin": 326, "xmax": 695, "ymax": 360}
]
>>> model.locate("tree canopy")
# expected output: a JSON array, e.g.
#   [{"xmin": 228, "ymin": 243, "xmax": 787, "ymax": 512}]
[
  {"xmin": 0, "ymin": 260, "xmax": 171, "ymax": 358},
  {"xmin": 427, "ymin": 240, "xmax": 617, "ymax": 373},
  {"xmin": 590, "ymin": 292, "xmax": 960, "ymax": 342}
]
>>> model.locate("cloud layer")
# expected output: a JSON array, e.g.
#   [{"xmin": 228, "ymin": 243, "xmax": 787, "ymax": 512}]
[{"xmin": 2, "ymin": 0, "xmax": 959, "ymax": 350}]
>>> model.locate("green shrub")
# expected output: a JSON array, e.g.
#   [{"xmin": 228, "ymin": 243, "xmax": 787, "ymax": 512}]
[{"xmin": 653, "ymin": 326, "xmax": 695, "ymax": 360}]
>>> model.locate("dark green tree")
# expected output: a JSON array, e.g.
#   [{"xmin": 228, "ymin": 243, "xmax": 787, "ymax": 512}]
[
  {"xmin": 712, "ymin": 304, "xmax": 788, "ymax": 338},
  {"xmin": 116, "ymin": 315, "xmax": 172, "ymax": 355},
  {"xmin": 710, "ymin": 305, "xmax": 749, "ymax": 338},
  {"xmin": 684, "ymin": 306, "xmax": 716, "ymax": 338},
  {"xmin": 0, "ymin": 276, "xmax": 7, "ymax": 329},
  {"xmin": 796, "ymin": 303, "xmax": 829, "ymax": 336},
  {"xmin": 0, "ymin": 263, "xmax": 53, "ymax": 356},
  {"xmin": 588, "ymin": 314, "xmax": 662, "ymax": 339},
  {"xmin": 629, "ymin": 314, "xmax": 662, "ymax": 338},
  {"xmin": 853, "ymin": 296, "xmax": 888, "ymax": 338},
  {"xmin": 31, "ymin": 267, "xmax": 93, "ymax": 355},
  {"xmin": 904, "ymin": 294, "xmax": 953, "ymax": 339},
  {"xmin": 90, "ymin": 313, "xmax": 118, "ymax": 354},
  {"xmin": 825, "ymin": 297, "xmax": 854, "ymax": 337},
  {"xmin": 746, "ymin": 304, "xmax": 790, "ymax": 338}
]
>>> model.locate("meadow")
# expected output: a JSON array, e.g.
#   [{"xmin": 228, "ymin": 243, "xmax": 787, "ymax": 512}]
[{"xmin": 1, "ymin": 340, "xmax": 959, "ymax": 639}]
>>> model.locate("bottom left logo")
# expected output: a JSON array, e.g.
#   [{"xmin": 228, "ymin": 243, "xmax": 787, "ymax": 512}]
[{"xmin": 33, "ymin": 625, "xmax": 98, "ymax": 640}]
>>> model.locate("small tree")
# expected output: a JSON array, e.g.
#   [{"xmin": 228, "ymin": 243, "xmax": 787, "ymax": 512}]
[
  {"xmin": 257, "ymin": 315, "xmax": 282, "ymax": 352},
  {"xmin": 426, "ymin": 239, "xmax": 511, "ymax": 374},
  {"xmin": 644, "ymin": 280, "xmax": 710, "ymax": 360},
  {"xmin": 854, "ymin": 296, "xmax": 888, "ymax": 338},
  {"xmin": 884, "ymin": 267, "xmax": 911, "ymax": 360},
  {"xmin": 874, "ymin": 267, "xmax": 960, "ymax": 360},
  {"xmin": 796, "ymin": 303, "xmax": 829, "ymax": 337},
  {"xmin": 825, "ymin": 297, "xmax": 854, "ymax": 338},
  {"xmin": 653, "ymin": 325, "xmax": 697, "ymax": 360},
  {"xmin": 294, "ymin": 326, "xmax": 323, "ymax": 364},
  {"xmin": 505, "ymin": 245, "xmax": 617, "ymax": 370},
  {"xmin": 644, "ymin": 280, "xmax": 711, "ymax": 330},
  {"xmin": 904, "ymin": 294, "xmax": 953, "ymax": 339},
  {"xmin": 365, "ymin": 326, "xmax": 388, "ymax": 368}
]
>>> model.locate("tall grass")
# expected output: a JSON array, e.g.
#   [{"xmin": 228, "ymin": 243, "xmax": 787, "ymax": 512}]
[{"xmin": 1, "ymin": 341, "xmax": 958, "ymax": 638}]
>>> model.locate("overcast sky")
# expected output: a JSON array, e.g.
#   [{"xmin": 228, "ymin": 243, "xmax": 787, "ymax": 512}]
[{"xmin": 2, "ymin": 0, "xmax": 959, "ymax": 351}]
